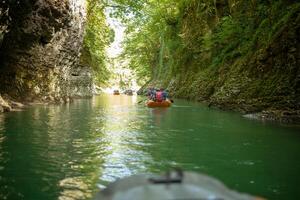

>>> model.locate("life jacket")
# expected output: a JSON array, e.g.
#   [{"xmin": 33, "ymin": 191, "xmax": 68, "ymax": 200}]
[{"xmin": 156, "ymin": 91, "xmax": 163, "ymax": 102}]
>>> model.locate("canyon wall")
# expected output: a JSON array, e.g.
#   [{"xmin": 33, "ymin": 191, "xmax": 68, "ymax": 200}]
[{"xmin": 0, "ymin": 0, "xmax": 93, "ymax": 110}]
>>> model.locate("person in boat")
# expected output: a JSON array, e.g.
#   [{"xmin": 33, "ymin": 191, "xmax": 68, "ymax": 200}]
[
  {"xmin": 147, "ymin": 87, "xmax": 152, "ymax": 98},
  {"xmin": 162, "ymin": 89, "xmax": 168, "ymax": 101},
  {"xmin": 155, "ymin": 88, "xmax": 164, "ymax": 102},
  {"xmin": 150, "ymin": 88, "xmax": 157, "ymax": 101},
  {"xmin": 147, "ymin": 87, "xmax": 154, "ymax": 100}
]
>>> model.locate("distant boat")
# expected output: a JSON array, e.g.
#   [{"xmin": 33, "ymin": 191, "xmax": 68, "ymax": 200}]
[
  {"xmin": 124, "ymin": 89, "xmax": 133, "ymax": 96},
  {"xmin": 113, "ymin": 90, "xmax": 120, "ymax": 95},
  {"xmin": 146, "ymin": 99, "xmax": 171, "ymax": 108}
]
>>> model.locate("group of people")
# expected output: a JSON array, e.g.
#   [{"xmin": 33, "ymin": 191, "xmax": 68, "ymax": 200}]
[{"xmin": 147, "ymin": 88, "xmax": 168, "ymax": 102}]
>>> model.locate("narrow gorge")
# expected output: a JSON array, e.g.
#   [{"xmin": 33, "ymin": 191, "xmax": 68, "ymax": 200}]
[
  {"xmin": 0, "ymin": 1, "xmax": 300, "ymax": 200},
  {"xmin": 0, "ymin": 0, "xmax": 299, "ymax": 123}
]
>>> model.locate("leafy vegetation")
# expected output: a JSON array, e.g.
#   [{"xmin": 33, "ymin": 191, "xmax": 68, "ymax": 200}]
[
  {"xmin": 80, "ymin": 0, "xmax": 113, "ymax": 86},
  {"xmin": 107, "ymin": 0, "xmax": 299, "ymax": 85},
  {"xmin": 103, "ymin": 0, "xmax": 299, "ymax": 116},
  {"xmin": 83, "ymin": 0, "xmax": 299, "ymax": 116}
]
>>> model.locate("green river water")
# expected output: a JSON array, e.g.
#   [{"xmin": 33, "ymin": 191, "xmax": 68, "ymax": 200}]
[{"xmin": 0, "ymin": 94, "xmax": 299, "ymax": 200}]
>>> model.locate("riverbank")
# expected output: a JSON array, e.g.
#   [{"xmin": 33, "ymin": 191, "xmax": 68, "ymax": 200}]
[
  {"xmin": 0, "ymin": 94, "xmax": 24, "ymax": 112},
  {"xmin": 138, "ymin": 86, "xmax": 300, "ymax": 124},
  {"xmin": 0, "ymin": 93, "xmax": 77, "ymax": 113},
  {"xmin": 137, "ymin": 2, "xmax": 300, "ymax": 125}
]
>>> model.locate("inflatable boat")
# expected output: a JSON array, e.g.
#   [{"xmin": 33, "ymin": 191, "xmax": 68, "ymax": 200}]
[
  {"xmin": 146, "ymin": 100, "xmax": 172, "ymax": 108},
  {"xmin": 94, "ymin": 170, "xmax": 264, "ymax": 200}
]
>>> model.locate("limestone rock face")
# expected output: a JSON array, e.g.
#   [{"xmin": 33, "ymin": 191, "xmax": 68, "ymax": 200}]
[
  {"xmin": 0, "ymin": 95, "xmax": 11, "ymax": 112},
  {"xmin": 69, "ymin": 65, "xmax": 93, "ymax": 97},
  {"xmin": 0, "ymin": 0, "xmax": 92, "ymax": 102}
]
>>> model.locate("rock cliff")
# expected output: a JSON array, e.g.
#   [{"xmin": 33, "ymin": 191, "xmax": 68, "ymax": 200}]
[{"xmin": 0, "ymin": 0, "xmax": 92, "ymax": 112}]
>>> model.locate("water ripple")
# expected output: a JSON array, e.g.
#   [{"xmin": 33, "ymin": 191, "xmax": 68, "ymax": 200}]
[{"xmin": 0, "ymin": 94, "xmax": 299, "ymax": 200}]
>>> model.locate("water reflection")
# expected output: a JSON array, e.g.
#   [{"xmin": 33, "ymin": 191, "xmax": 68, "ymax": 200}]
[
  {"xmin": 150, "ymin": 108, "xmax": 169, "ymax": 126},
  {"xmin": 90, "ymin": 95, "xmax": 152, "ymax": 185},
  {"xmin": 0, "ymin": 94, "xmax": 299, "ymax": 200},
  {"xmin": 0, "ymin": 100, "xmax": 104, "ymax": 199},
  {"xmin": 0, "ymin": 115, "xmax": 5, "ymax": 177}
]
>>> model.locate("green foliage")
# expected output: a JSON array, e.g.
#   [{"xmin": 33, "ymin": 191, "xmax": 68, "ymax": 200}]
[
  {"xmin": 108, "ymin": 0, "xmax": 182, "ymax": 83},
  {"xmin": 80, "ymin": 0, "xmax": 113, "ymax": 86},
  {"xmin": 107, "ymin": 0, "xmax": 300, "ymax": 89}
]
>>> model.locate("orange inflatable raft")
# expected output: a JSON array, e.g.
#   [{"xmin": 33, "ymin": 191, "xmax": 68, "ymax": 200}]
[
  {"xmin": 113, "ymin": 90, "xmax": 120, "ymax": 95},
  {"xmin": 146, "ymin": 100, "xmax": 172, "ymax": 108}
]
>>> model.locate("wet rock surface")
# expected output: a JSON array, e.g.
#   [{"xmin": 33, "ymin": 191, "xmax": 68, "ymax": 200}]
[
  {"xmin": 0, "ymin": 95, "xmax": 11, "ymax": 112},
  {"xmin": 0, "ymin": 0, "xmax": 92, "ymax": 105},
  {"xmin": 0, "ymin": 94, "xmax": 25, "ymax": 113}
]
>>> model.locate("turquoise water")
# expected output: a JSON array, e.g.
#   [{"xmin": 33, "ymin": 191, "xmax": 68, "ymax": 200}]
[{"xmin": 0, "ymin": 94, "xmax": 299, "ymax": 199}]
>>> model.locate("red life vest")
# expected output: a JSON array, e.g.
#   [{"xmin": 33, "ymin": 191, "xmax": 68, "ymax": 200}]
[{"xmin": 156, "ymin": 91, "xmax": 163, "ymax": 102}]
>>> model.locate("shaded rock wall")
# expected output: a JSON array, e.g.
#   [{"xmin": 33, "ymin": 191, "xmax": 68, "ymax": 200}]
[{"xmin": 0, "ymin": 0, "xmax": 92, "ymax": 103}]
